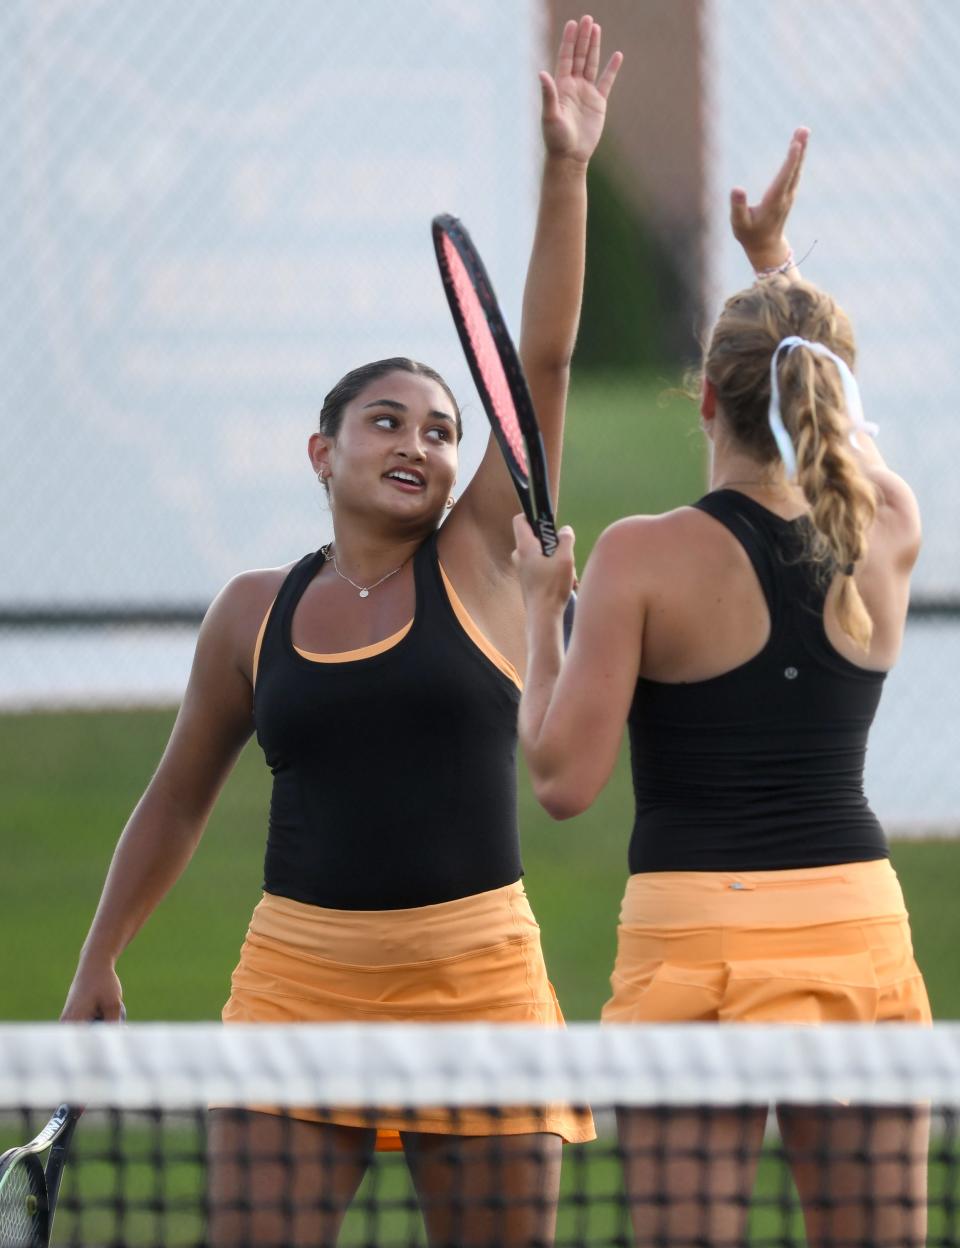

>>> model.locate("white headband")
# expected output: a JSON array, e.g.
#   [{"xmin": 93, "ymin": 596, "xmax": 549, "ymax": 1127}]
[{"xmin": 768, "ymin": 335, "xmax": 878, "ymax": 477}]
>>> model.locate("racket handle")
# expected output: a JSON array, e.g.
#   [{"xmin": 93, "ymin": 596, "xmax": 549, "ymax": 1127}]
[
  {"xmin": 45, "ymin": 1106, "xmax": 84, "ymax": 1232},
  {"xmin": 562, "ymin": 591, "xmax": 577, "ymax": 650},
  {"xmin": 536, "ymin": 517, "xmax": 559, "ymax": 557}
]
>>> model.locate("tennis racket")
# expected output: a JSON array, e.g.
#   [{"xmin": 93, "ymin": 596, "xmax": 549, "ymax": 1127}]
[
  {"xmin": 432, "ymin": 213, "xmax": 575, "ymax": 639},
  {"xmin": 0, "ymin": 1104, "xmax": 82, "ymax": 1247}
]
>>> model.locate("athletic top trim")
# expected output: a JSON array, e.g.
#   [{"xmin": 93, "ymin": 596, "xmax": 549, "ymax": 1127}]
[
  {"xmin": 438, "ymin": 565, "xmax": 522, "ymax": 689},
  {"xmin": 295, "ymin": 620, "xmax": 413, "ymax": 664},
  {"xmin": 251, "ymin": 564, "xmax": 517, "ymax": 687},
  {"xmin": 252, "ymin": 532, "xmax": 523, "ymax": 909}
]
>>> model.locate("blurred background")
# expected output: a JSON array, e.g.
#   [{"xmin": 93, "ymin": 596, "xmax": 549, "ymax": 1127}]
[{"xmin": 3, "ymin": 0, "xmax": 958, "ymax": 1022}]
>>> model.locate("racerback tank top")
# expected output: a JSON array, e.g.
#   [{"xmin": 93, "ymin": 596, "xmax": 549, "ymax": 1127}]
[{"xmin": 627, "ymin": 489, "xmax": 888, "ymax": 873}]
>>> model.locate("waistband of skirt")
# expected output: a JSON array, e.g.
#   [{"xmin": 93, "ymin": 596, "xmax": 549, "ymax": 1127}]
[
  {"xmin": 250, "ymin": 880, "xmax": 537, "ymax": 965},
  {"xmin": 619, "ymin": 859, "xmax": 908, "ymax": 930}
]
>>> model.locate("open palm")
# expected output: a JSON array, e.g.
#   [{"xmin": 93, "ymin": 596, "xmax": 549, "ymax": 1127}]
[{"xmin": 541, "ymin": 16, "xmax": 623, "ymax": 165}]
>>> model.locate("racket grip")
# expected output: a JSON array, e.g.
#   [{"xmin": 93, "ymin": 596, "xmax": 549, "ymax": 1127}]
[
  {"xmin": 562, "ymin": 591, "xmax": 577, "ymax": 649},
  {"xmin": 536, "ymin": 517, "xmax": 559, "ymax": 557}
]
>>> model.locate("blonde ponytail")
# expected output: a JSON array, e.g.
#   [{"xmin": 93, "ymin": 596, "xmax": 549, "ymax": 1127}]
[
  {"xmin": 704, "ymin": 278, "xmax": 878, "ymax": 650},
  {"xmin": 778, "ymin": 345, "xmax": 877, "ymax": 649}
]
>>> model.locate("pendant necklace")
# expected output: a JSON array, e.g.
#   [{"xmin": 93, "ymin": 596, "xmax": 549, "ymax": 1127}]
[{"xmin": 324, "ymin": 545, "xmax": 408, "ymax": 599}]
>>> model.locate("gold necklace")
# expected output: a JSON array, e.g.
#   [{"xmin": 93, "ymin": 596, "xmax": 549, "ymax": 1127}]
[{"xmin": 324, "ymin": 545, "xmax": 408, "ymax": 599}]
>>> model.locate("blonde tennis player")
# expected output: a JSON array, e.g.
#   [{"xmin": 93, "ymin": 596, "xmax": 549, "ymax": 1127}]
[{"xmin": 513, "ymin": 129, "xmax": 930, "ymax": 1247}]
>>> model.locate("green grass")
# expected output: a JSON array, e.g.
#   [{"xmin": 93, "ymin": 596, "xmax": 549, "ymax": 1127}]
[
  {"xmin": 1, "ymin": 369, "xmax": 702, "ymax": 1023},
  {"xmin": 1, "ymin": 369, "xmax": 956, "ymax": 1240},
  {"xmin": 560, "ymin": 369, "xmax": 705, "ymax": 552},
  {"xmin": 0, "ymin": 706, "xmax": 267, "ymax": 1021},
  {"xmin": 1, "ymin": 1116, "xmax": 954, "ymax": 1246},
  {"xmin": 1, "ymin": 371, "xmax": 958, "ymax": 1022},
  {"xmin": 3, "ymin": 705, "xmax": 956, "ymax": 1022}
]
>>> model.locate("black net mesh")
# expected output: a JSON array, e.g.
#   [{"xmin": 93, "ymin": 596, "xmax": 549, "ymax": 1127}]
[{"xmin": 1, "ymin": 1022, "xmax": 958, "ymax": 1247}]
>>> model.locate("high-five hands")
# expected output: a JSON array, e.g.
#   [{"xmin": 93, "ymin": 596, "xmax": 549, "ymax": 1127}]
[
  {"xmin": 731, "ymin": 126, "xmax": 809, "ymax": 276},
  {"xmin": 540, "ymin": 15, "xmax": 623, "ymax": 165}
]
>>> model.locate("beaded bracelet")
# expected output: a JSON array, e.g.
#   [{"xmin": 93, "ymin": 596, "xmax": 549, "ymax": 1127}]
[{"xmin": 754, "ymin": 248, "xmax": 795, "ymax": 279}]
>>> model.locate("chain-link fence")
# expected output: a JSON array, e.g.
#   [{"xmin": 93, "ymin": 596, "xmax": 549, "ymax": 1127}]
[
  {"xmin": 4, "ymin": 1, "xmax": 959, "ymax": 832},
  {"xmin": 699, "ymin": 0, "xmax": 960, "ymax": 830},
  {"xmin": 10, "ymin": 1, "xmax": 698, "ymax": 669},
  {"xmin": 1, "ymin": 0, "xmax": 543, "ymax": 686},
  {"xmin": 548, "ymin": 1, "xmax": 960, "ymax": 834},
  {"xmin": 704, "ymin": 0, "xmax": 960, "ymax": 604}
]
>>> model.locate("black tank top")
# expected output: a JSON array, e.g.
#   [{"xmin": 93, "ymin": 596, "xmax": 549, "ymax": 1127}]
[
  {"xmin": 254, "ymin": 533, "xmax": 523, "ymax": 909},
  {"xmin": 627, "ymin": 489, "xmax": 888, "ymax": 873}
]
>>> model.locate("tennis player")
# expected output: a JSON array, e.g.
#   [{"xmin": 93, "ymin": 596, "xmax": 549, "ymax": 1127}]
[
  {"xmin": 60, "ymin": 17, "xmax": 621, "ymax": 1248},
  {"xmin": 513, "ymin": 129, "xmax": 931, "ymax": 1247}
]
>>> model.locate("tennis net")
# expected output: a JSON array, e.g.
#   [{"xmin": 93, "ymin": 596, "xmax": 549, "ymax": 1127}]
[{"xmin": 1, "ymin": 1021, "xmax": 958, "ymax": 1246}]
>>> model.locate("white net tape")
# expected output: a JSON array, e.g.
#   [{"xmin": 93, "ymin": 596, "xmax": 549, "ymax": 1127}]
[{"xmin": 3, "ymin": 1023, "xmax": 959, "ymax": 1109}]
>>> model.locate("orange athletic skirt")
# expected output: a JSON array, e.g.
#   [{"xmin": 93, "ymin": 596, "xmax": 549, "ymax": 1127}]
[
  {"xmin": 222, "ymin": 882, "xmax": 595, "ymax": 1149},
  {"xmin": 602, "ymin": 860, "xmax": 931, "ymax": 1025}
]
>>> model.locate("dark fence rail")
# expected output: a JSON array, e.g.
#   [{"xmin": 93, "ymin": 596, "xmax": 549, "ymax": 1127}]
[{"xmin": 1, "ymin": 598, "xmax": 959, "ymax": 629}]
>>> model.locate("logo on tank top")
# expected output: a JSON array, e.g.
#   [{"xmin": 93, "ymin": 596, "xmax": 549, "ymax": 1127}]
[{"xmin": 784, "ymin": 666, "xmax": 799, "ymax": 680}]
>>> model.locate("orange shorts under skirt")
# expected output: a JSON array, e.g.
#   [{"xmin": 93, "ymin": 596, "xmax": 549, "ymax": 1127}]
[
  {"xmin": 222, "ymin": 882, "xmax": 595, "ymax": 1149},
  {"xmin": 602, "ymin": 860, "xmax": 931, "ymax": 1026}
]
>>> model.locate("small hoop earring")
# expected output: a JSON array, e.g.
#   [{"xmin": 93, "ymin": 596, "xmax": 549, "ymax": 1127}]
[
  {"xmin": 317, "ymin": 469, "xmax": 326, "ymax": 484},
  {"xmin": 445, "ymin": 496, "xmax": 454, "ymax": 509}
]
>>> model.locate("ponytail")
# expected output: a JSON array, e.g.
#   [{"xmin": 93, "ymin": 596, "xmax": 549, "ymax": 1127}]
[
  {"xmin": 704, "ymin": 279, "xmax": 878, "ymax": 651},
  {"xmin": 776, "ymin": 343, "xmax": 877, "ymax": 649}
]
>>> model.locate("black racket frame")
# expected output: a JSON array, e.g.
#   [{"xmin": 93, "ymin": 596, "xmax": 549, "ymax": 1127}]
[
  {"xmin": 431, "ymin": 213, "xmax": 559, "ymax": 556},
  {"xmin": 0, "ymin": 1103, "xmax": 83, "ymax": 1246}
]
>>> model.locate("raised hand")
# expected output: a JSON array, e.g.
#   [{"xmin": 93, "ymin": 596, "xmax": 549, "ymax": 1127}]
[
  {"xmin": 540, "ymin": 16, "xmax": 623, "ymax": 165},
  {"xmin": 730, "ymin": 126, "xmax": 809, "ymax": 274},
  {"xmin": 512, "ymin": 514, "xmax": 576, "ymax": 613}
]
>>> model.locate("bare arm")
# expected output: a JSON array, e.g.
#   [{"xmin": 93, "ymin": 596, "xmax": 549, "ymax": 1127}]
[
  {"xmin": 60, "ymin": 575, "xmax": 266, "ymax": 1021},
  {"xmin": 521, "ymin": 18, "xmax": 622, "ymax": 501},
  {"xmin": 513, "ymin": 515, "xmax": 644, "ymax": 819},
  {"xmin": 850, "ymin": 430, "xmax": 922, "ymax": 573},
  {"xmin": 451, "ymin": 16, "xmax": 622, "ymax": 568}
]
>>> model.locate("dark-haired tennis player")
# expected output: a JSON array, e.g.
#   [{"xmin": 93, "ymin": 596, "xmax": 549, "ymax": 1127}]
[
  {"xmin": 514, "ymin": 130, "xmax": 931, "ymax": 1247},
  {"xmin": 61, "ymin": 17, "xmax": 620, "ymax": 1247}
]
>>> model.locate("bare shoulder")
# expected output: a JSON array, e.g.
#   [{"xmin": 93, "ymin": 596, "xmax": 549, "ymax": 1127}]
[
  {"xmin": 867, "ymin": 468, "xmax": 922, "ymax": 571},
  {"xmin": 580, "ymin": 507, "xmax": 733, "ymax": 628},
  {"xmin": 851, "ymin": 436, "xmax": 922, "ymax": 569},
  {"xmin": 871, "ymin": 466, "xmax": 921, "ymax": 525},
  {"xmin": 198, "ymin": 564, "xmax": 295, "ymax": 678},
  {"xmin": 588, "ymin": 507, "xmax": 708, "ymax": 573},
  {"xmin": 206, "ymin": 565, "xmax": 291, "ymax": 628},
  {"xmin": 216, "ymin": 564, "xmax": 292, "ymax": 612}
]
